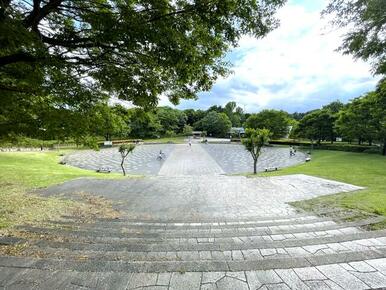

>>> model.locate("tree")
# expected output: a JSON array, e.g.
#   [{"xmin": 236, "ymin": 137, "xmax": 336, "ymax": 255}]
[
  {"xmin": 373, "ymin": 79, "xmax": 386, "ymax": 155},
  {"xmin": 128, "ymin": 109, "xmax": 161, "ymax": 139},
  {"xmin": 1, "ymin": 0, "xmax": 285, "ymax": 113},
  {"xmin": 183, "ymin": 124, "xmax": 193, "ymax": 136},
  {"xmin": 324, "ymin": 0, "xmax": 386, "ymax": 74},
  {"xmin": 224, "ymin": 101, "xmax": 242, "ymax": 127},
  {"xmin": 245, "ymin": 110, "xmax": 290, "ymax": 139},
  {"xmin": 199, "ymin": 111, "xmax": 232, "ymax": 137},
  {"xmin": 295, "ymin": 110, "xmax": 336, "ymax": 144},
  {"xmin": 323, "ymin": 100, "xmax": 344, "ymax": 114},
  {"xmin": 91, "ymin": 103, "xmax": 129, "ymax": 141},
  {"xmin": 242, "ymin": 128, "xmax": 271, "ymax": 174},
  {"xmin": 156, "ymin": 107, "xmax": 187, "ymax": 135},
  {"xmin": 118, "ymin": 144, "xmax": 135, "ymax": 176},
  {"xmin": 335, "ymin": 95, "xmax": 378, "ymax": 145}
]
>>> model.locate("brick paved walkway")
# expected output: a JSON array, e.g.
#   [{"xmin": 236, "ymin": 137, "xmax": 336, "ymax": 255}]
[{"xmin": 64, "ymin": 144, "xmax": 306, "ymax": 175}]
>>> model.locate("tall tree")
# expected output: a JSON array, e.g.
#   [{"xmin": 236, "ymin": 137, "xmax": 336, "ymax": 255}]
[
  {"xmin": 295, "ymin": 110, "xmax": 336, "ymax": 144},
  {"xmin": 156, "ymin": 107, "xmax": 187, "ymax": 135},
  {"xmin": 324, "ymin": 0, "xmax": 386, "ymax": 74},
  {"xmin": 127, "ymin": 109, "xmax": 161, "ymax": 139},
  {"xmin": 245, "ymin": 110, "xmax": 290, "ymax": 139},
  {"xmin": 1, "ymin": 0, "xmax": 285, "ymax": 112},
  {"xmin": 336, "ymin": 95, "xmax": 379, "ymax": 145},
  {"xmin": 199, "ymin": 111, "xmax": 232, "ymax": 137},
  {"xmin": 224, "ymin": 101, "xmax": 242, "ymax": 127}
]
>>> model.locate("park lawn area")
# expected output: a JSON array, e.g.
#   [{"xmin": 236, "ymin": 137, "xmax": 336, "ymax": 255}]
[
  {"xmin": 258, "ymin": 150, "xmax": 386, "ymax": 228},
  {"xmin": 0, "ymin": 151, "xmax": 123, "ymax": 230}
]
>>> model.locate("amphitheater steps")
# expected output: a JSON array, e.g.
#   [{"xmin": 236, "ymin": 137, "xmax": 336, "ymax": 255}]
[{"xmin": 1, "ymin": 213, "xmax": 386, "ymax": 289}]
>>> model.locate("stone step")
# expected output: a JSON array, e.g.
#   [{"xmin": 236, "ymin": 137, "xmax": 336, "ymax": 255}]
[
  {"xmin": 49, "ymin": 215, "xmax": 330, "ymax": 230},
  {"xmin": 2, "ymin": 258, "xmax": 386, "ymax": 290},
  {"xmin": 35, "ymin": 219, "xmax": 339, "ymax": 236},
  {"xmin": 26, "ymin": 229, "xmax": 386, "ymax": 253},
  {"xmin": 61, "ymin": 213, "xmax": 319, "ymax": 224},
  {"xmin": 23, "ymin": 236, "xmax": 386, "ymax": 263},
  {"xmin": 16, "ymin": 226, "xmax": 362, "ymax": 249},
  {"xmin": 1, "ymin": 248, "xmax": 386, "ymax": 273},
  {"xmin": 17, "ymin": 217, "xmax": 383, "ymax": 239}
]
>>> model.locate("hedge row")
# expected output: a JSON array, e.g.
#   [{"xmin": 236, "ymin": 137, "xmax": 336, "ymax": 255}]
[{"xmin": 269, "ymin": 140, "xmax": 380, "ymax": 154}]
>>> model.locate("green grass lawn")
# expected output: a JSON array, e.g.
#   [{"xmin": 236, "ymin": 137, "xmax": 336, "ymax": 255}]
[
  {"xmin": 0, "ymin": 151, "xmax": 123, "ymax": 229},
  {"xmin": 0, "ymin": 151, "xmax": 123, "ymax": 188},
  {"xmin": 257, "ymin": 150, "xmax": 386, "ymax": 226},
  {"xmin": 143, "ymin": 136, "xmax": 187, "ymax": 144}
]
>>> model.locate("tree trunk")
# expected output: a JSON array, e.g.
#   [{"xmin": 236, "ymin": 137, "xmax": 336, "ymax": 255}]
[
  {"xmin": 121, "ymin": 159, "xmax": 126, "ymax": 176},
  {"xmin": 383, "ymin": 140, "xmax": 386, "ymax": 156},
  {"xmin": 369, "ymin": 139, "xmax": 372, "ymax": 146},
  {"xmin": 253, "ymin": 159, "xmax": 257, "ymax": 174}
]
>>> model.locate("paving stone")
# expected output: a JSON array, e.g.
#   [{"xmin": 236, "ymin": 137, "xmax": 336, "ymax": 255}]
[
  {"xmin": 347, "ymin": 261, "xmax": 377, "ymax": 272},
  {"xmin": 202, "ymin": 272, "xmax": 225, "ymax": 284},
  {"xmin": 285, "ymin": 247, "xmax": 309, "ymax": 256},
  {"xmin": 349, "ymin": 270, "xmax": 386, "ymax": 289},
  {"xmin": 265, "ymin": 283, "xmax": 292, "ymax": 290},
  {"xmin": 95, "ymin": 272, "xmax": 132, "ymax": 290},
  {"xmin": 126, "ymin": 273, "xmax": 157, "ymax": 289},
  {"xmin": 260, "ymin": 248, "xmax": 277, "ymax": 257},
  {"xmin": 215, "ymin": 276, "xmax": 249, "ymax": 290},
  {"xmin": 274, "ymin": 269, "xmax": 310, "ymax": 290},
  {"xmin": 366, "ymin": 258, "xmax": 386, "ymax": 274},
  {"xmin": 293, "ymin": 267, "xmax": 326, "ymax": 281},
  {"xmin": 169, "ymin": 272, "xmax": 201, "ymax": 290},
  {"xmin": 157, "ymin": 273, "xmax": 171, "ymax": 286},
  {"xmin": 246, "ymin": 270, "xmax": 283, "ymax": 289},
  {"xmin": 304, "ymin": 280, "xmax": 334, "ymax": 290},
  {"xmin": 316, "ymin": 264, "xmax": 370, "ymax": 289}
]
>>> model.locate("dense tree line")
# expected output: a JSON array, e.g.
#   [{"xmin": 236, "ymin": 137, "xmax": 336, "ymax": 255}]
[
  {"xmin": 292, "ymin": 80, "xmax": 386, "ymax": 155},
  {"xmin": 1, "ymin": 83, "xmax": 384, "ymax": 155}
]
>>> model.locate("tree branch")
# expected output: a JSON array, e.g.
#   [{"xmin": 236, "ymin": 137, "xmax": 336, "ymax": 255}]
[
  {"xmin": 0, "ymin": 52, "xmax": 37, "ymax": 66},
  {"xmin": 23, "ymin": 0, "xmax": 62, "ymax": 29}
]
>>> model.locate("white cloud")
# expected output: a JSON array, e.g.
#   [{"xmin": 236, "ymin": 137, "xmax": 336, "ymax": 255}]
[
  {"xmin": 223, "ymin": 1, "xmax": 380, "ymax": 112},
  {"xmin": 161, "ymin": 0, "xmax": 380, "ymax": 112}
]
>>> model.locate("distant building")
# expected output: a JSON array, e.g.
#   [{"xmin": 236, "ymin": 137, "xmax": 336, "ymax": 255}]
[
  {"xmin": 192, "ymin": 131, "xmax": 203, "ymax": 139},
  {"xmin": 229, "ymin": 127, "xmax": 245, "ymax": 141}
]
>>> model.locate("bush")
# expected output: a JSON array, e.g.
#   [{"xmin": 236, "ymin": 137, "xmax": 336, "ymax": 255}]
[
  {"xmin": 360, "ymin": 148, "xmax": 381, "ymax": 154},
  {"xmin": 269, "ymin": 139, "xmax": 311, "ymax": 146},
  {"xmin": 269, "ymin": 139, "xmax": 380, "ymax": 154},
  {"xmin": 317, "ymin": 144, "xmax": 376, "ymax": 153},
  {"xmin": 0, "ymin": 136, "xmax": 58, "ymax": 148},
  {"xmin": 164, "ymin": 130, "xmax": 176, "ymax": 137}
]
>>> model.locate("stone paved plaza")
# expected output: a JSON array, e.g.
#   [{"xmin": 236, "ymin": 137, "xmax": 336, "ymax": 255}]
[
  {"xmin": 64, "ymin": 144, "xmax": 306, "ymax": 175},
  {"xmin": 1, "ymin": 144, "xmax": 386, "ymax": 289},
  {"xmin": 41, "ymin": 174, "xmax": 363, "ymax": 220}
]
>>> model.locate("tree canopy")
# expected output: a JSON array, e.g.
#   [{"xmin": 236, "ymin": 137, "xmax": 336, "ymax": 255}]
[
  {"xmin": 245, "ymin": 109, "xmax": 290, "ymax": 139},
  {"xmin": 198, "ymin": 111, "xmax": 232, "ymax": 137},
  {"xmin": 324, "ymin": 0, "xmax": 386, "ymax": 75},
  {"xmin": 1, "ymin": 0, "xmax": 285, "ymax": 110}
]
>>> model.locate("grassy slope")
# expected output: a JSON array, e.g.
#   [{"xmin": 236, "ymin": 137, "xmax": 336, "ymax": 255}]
[
  {"xmin": 0, "ymin": 151, "xmax": 122, "ymax": 229},
  {"xmin": 258, "ymin": 150, "xmax": 386, "ymax": 220},
  {"xmin": 0, "ymin": 151, "xmax": 122, "ymax": 188}
]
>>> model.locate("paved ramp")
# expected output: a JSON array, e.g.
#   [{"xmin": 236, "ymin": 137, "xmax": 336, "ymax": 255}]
[{"xmin": 158, "ymin": 144, "xmax": 224, "ymax": 176}]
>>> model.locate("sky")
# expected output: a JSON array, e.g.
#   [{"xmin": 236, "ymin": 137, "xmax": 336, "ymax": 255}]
[{"xmin": 158, "ymin": 0, "xmax": 381, "ymax": 113}]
